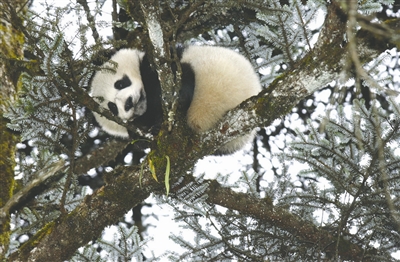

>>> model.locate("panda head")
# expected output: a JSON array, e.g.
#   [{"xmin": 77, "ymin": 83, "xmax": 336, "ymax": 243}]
[{"xmin": 90, "ymin": 49, "xmax": 146, "ymax": 138}]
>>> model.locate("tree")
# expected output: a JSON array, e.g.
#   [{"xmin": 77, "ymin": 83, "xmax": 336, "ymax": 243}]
[
  {"xmin": 0, "ymin": 0, "xmax": 399, "ymax": 261},
  {"xmin": 0, "ymin": 0, "xmax": 25, "ymax": 259}
]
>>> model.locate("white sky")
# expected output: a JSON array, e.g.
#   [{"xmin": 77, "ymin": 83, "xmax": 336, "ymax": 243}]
[{"xmin": 28, "ymin": 0, "xmax": 400, "ymax": 260}]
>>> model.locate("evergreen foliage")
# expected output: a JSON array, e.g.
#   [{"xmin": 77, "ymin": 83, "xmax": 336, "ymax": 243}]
[
  {"xmin": 284, "ymin": 99, "xmax": 400, "ymax": 259},
  {"xmin": 0, "ymin": 0, "xmax": 399, "ymax": 261},
  {"xmin": 72, "ymin": 224, "xmax": 149, "ymax": 262}
]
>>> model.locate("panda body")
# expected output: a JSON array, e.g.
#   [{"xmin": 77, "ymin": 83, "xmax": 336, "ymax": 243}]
[{"xmin": 90, "ymin": 46, "xmax": 261, "ymax": 154}]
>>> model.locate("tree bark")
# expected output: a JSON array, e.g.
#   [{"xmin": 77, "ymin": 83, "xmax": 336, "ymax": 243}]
[
  {"xmin": 7, "ymin": 2, "xmax": 400, "ymax": 261},
  {"xmin": 0, "ymin": 0, "xmax": 25, "ymax": 258},
  {"xmin": 0, "ymin": 66, "xmax": 17, "ymax": 260}
]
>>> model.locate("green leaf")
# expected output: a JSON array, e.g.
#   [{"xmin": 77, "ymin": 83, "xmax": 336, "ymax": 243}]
[{"xmin": 149, "ymin": 159, "xmax": 158, "ymax": 182}]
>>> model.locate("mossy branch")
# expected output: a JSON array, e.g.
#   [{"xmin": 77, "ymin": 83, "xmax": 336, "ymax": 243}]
[{"xmin": 8, "ymin": 2, "xmax": 400, "ymax": 261}]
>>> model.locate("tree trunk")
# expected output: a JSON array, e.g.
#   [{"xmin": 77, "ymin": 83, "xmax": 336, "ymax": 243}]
[{"xmin": 0, "ymin": 1, "xmax": 25, "ymax": 258}]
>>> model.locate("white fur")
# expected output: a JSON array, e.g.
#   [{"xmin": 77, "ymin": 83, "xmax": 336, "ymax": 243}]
[
  {"xmin": 181, "ymin": 46, "xmax": 262, "ymax": 153},
  {"xmin": 90, "ymin": 46, "xmax": 262, "ymax": 154},
  {"xmin": 90, "ymin": 49, "xmax": 144, "ymax": 138}
]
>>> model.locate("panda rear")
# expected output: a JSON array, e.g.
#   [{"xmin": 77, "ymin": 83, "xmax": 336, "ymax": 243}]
[{"xmin": 90, "ymin": 46, "xmax": 261, "ymax": 154}]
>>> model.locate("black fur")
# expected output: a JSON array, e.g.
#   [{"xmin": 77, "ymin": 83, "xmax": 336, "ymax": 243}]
[
  {"xmin": 125, "ymin": 96, "xmax": 134, "ymax": 111},
  {"xmin": 114, "ymin": 74, "xmax": 132, "ymax": 90},
  {"xmin": 178, "ymin": 63, "xmax": 195, "ymax": 112},
  {"xmin": 172, "ymin": 46, "xmax": 196, "ymax": 112},
  {"xmin": 131, "ymin": 48, "xmax": 196, "ymax": 136},
  {"xmin": 132, "ymin": 54, "xmax": 163, "ymax": 134},
  {"xmin": 108, "ymin": 102, "xmax": 118, "ymax": 116},
  {"xmin": 92, "ymin": 49, "xmax": 117, "ymax": 66},
  {"xmin": 175, "ymin": 45, "xmax": 185, "ymax": 59}
]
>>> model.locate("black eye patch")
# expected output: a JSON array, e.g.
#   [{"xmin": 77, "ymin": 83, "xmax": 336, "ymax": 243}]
[
  {"xmin": 108, "ymin": 102, "xmax": 119, "ymax": 116},
  {"xmin": 114, "ymin": 75, "xmax": 132, "ymax": 90}
]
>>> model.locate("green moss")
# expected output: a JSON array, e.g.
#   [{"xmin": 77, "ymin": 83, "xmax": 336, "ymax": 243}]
[
  {"xmin": 0, "ymin": 221, "xmax": 11, "ymax": 256},
  {"xmin": 0, "ymin": 109, "xmax": 18, "ymax": 259},
  {"xmin": 16, "ymin": 221, "xmax": 55, "ymax": 260},
  {"xmin": 143, "ymin": 120, "xmax": 200, "ymax": 184}
]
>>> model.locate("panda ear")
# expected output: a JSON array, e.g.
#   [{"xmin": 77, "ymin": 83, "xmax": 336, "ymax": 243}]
[{"xmin": 91, "ymin": 48, "xmax": 117, "ymax": 66}]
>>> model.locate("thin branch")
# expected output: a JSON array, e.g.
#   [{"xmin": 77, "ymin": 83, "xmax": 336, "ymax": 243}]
[
  {"xmin": 370, "ymin": 102, "xmax": 400, "ymax": 232},
  {"xmin": 0, "ymin": 159, "xmax": 66, "ymax": 225},
  {"xmin": 76, "ymin": 0, "xmax": 101, "ymax": 45},
  {"xmin": 0, "ymin": 139, "xmax": 130, "ymax": 220},
  {"xmin": 295, "ymin": 2, "xmax": 312, "ymax": 51},
  {"xmin": 205, "ymin": 179, "xmax": 376, "ymax": 261},
  {"xmin": 345, "ymin": 0, "xmax": 398, "ymax": 95},
  {"xmin": 8, "ymin": 2, "xmax": 400, "ymax": 260}
]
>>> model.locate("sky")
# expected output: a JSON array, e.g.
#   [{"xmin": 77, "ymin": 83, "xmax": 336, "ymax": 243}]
[{"xmin": 28, "ymin": 0, "xmax": 400, "ymax": 260}]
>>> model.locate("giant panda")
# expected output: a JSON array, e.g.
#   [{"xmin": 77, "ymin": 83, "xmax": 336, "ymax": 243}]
[{"xmin": 90, "ymin": 46, "xmax": 262, "ymax": 154}]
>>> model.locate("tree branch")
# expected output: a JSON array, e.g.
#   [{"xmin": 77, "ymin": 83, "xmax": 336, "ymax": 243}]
[
  {"xmin": 205, "ymin": 179, "xmax": 376, "ymax": 261},
  {"xmin": 76, "ymin": 0, "xmax": 100, "ymax": 45},
  {"xmin": 0, "ymin": 139, "xmax": 130, "ymax": 222},
  {"xmin": 0, "ymin": 159, "xmax": 65, "ymax": 225},
  {"xmin": 198, "ymin": 3, "xmax": 399, "ymax": 153},
  {"xmin": 9, "ymin": 3, "xmax": 400, "ymax": 261},
  {"xmin": 9, "ymin": 165, "xmax": 161, "ymax": 261}
]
